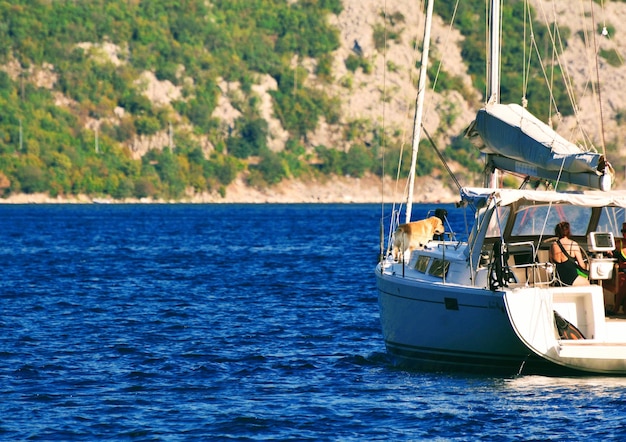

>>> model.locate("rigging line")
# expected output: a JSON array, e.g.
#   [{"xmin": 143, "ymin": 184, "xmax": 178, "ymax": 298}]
[
  {"xmin": 533, "ymin": 0, "xmax": 588, "ymax": 148},
  {"xmin": 380, "ymin": 1, "xmax": 404, "ymax": 255},
  {"xmin": 381, "ymin": 0, "xmax": 388, "ymax": 217},
  {"xmin": 379, "ymin": 0, "xmax": 395, "ymax": 260},
  {"xmin": 484, "ymin": 0, "xmax": 489, "ymax": 103},
  {"xmin": 552, "ymin": 4, "xmax": 581, "ymax": 119},
  {"xmin": 394, "ymin": 3, "xmax": 417, "ymax": 214},
  {"xmin": 549, "ymin": 22, "xmax": 556, "ymax": 124},
  {"xmin": 526, "ymin": 6, "xmax": 563, "ymax": 118},
  {"xmin": 420, "ymin": 124, "xmax": 462, "ymax": 193},
  {"xmin": 430, "ymin": 0, "xmax": 461, "ymax": 98},
  {"xmin": 380, "ymin": 0, "xmax": 402, "ymax": 254},
  {"xmin": 571, "ymin": 0, "xmax": 599, "ymax": 150},
  {"xmin": 553, "ymin": 0, "xmax": 595, "ymax": 151},
  {"xmin": 421, "ymin": 0, "xmax": 461, "ymax": 201},
  {"xmin": 523, "ymin": 0, "xmax": 527, "ymax": 100},
  {"xmin": 498, "ymin": 0, "xmax": 503, "ymax": 103},
  {"xmin": 406, "ymin": 0, "xmax": 433, "ymax": 222},
  {"xmin": 558, "ymin": 0, "xmax": 602, "ymax": 154},
  {"xmin": 553, "ymin": 149, "xmax": 568, "ymax": 192},
  {"xmin": 535, "ymin": 201, "xmax": 555, "ymax": 262},
  {"xmin": 522, "ymin": 0, "xmax": 529, "ymax": 105},
  {"xmin": 590, "ymin": 0, "xmax": 607, "ymax": 156},
  {"xmin": 382, "ymin": 0, "xmax": 402, "ymax": 235},
  {"xmin": 395, "ymin": 0, "xmax": 428, "ymax": 221}
]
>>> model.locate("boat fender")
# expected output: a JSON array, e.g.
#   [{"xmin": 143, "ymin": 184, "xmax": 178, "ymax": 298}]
[{"xmin": 554, "ymin": 311, "xmax": 585, "ymax": 340}]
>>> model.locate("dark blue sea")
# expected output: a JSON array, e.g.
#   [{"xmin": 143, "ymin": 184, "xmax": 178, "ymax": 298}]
[{"xmin": 2, "ymin": 203, "xmax": 626, "ymax": 440}]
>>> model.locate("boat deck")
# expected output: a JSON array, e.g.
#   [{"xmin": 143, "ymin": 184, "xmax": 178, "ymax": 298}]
[{"xmin": 558, "ymin": 340, "xmax": 626, "ymax": 359}]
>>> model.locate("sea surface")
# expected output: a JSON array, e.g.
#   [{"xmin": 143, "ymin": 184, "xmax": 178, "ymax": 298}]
[{"xmin": 2, "ymin": 203, "xmax": 626, "ymax": 440}]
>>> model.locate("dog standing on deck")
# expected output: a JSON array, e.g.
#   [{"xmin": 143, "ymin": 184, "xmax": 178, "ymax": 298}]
[{"xmin": 392, "ymin": 216, "xmax": 445, "ymax": 261}]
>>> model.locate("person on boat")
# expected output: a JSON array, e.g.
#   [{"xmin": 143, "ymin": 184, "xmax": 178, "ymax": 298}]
[
  {"xmin": 433, "ymin": 208, "xmax": 448, "ymax": 241},
  {"xmin": 550, "ymin": 221, "xmax": 590, "ymax": 287}
]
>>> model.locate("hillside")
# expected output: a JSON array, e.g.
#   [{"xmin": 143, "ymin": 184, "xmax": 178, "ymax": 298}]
[{"xmin": 1, "ymin": 0, "xmax": 626, "ymax": 204}]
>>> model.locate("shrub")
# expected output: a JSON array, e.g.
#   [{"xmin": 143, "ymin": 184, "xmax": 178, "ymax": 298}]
[
  {"xmin": 315, "ymin": 145, "xmax": 346, "ymax": 175},
  {"xmin": 255, "ymin": 149, "xmax": 287, "ymax": 185},
  {"xmin": 16, "ymin": 164, "xmax": 47, "ymax": 193},
  {"xmin": 345, "ymin": 144, "xmax": 373, "ymax": 178},
  {"xmin": 134, "ymin": 177, "xmax": 158, "ymax": 199}
]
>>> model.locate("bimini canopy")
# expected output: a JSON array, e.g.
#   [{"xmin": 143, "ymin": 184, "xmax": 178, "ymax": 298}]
[
  {"xmin": 466, "ymin": 103, "xmax": 613, "ymax": 190},
  {"xmin": 461, "ymin": 187, "xmax": 626, "ymax": 210}
]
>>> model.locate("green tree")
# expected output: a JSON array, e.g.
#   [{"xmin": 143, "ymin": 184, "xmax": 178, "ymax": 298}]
[
  {"xmin": 16, "ymin": 164, "xmax": 47, "ymax": 193},
  {"xmin": 344, "ymin": 144, "xmax": 373, "ymax": 178},
  {"xmin": 227, "ymin": 117, "xmax": 268, "ymax": 159},
  {"xmin": 315, "ymin": 145, "xmax": 346, "ymax": 175},
  {"xmin": 255, "ymin": 149, "xmax": 287, "ymax": 185}
]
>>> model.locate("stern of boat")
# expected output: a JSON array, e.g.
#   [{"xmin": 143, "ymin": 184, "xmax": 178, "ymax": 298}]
[{"xmin": 504, "ymin": 285, "xmax": 626, "ymax": 375}]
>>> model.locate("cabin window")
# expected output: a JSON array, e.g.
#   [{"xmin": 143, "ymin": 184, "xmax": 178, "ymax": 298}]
[
  {"xmin": 429, "ymin": 258, "xmax": 450, "ymax": 278},
  {"xmin": 597, "ymin": 207, "xmax": 626, "ymax": 236},
  {"xmin": 485, "ymin": 207, "xmax": 510, "ymax": 238},
  {"xmin": 512, "ymin": 205, "xmax": 591, "ymax": 237},
  {"xmin": 415, "ymin": 255, "xmax": 430, "ymax": 273}
]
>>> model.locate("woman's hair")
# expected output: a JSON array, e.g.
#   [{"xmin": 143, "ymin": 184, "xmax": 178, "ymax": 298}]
[{"xmin": 555, "ymin": 221, "xmax": 570, "ymax": 238}]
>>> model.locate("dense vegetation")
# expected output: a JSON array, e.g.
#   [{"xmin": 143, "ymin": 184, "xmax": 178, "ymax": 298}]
[
  {"xmin": 0, "ymin": 0, "xmax": 614, "ymax": 200},
  {"xmin": 0, "ymin": 0, "xmax": 344, "ymax": 199}
]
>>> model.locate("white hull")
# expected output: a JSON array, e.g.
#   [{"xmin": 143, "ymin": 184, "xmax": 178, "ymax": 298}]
[
  {"xmin": 376, "ymin": 232, "xmax": 626, "ymax": 376},
  {"xmin": 376, "ymin": 263, "xmax": 562, "ymax": 375}
]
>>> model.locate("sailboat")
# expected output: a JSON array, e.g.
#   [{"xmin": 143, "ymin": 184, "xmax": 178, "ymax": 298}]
[{"xmin": 375, "ymin": 0, "xmax": 626, "ymax": 375}]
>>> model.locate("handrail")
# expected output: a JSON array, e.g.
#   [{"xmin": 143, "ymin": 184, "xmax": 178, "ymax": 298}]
[{"xmin": 505, "ymin": 240, "xmax": 555, "ymax": 286}]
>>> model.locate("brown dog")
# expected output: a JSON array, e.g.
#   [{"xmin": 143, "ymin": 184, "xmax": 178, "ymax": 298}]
[{"xmin": 392, "ymin": 216, "xmax": 445, "ymax": 260}]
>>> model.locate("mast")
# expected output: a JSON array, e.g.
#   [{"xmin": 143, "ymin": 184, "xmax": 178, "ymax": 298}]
[
  {"xmin": 487, "ymin": 0, "xmax": 501, "ymax": 104},
  {"xmin": 405, "ymin": 0, "xmax": 434, "ymax": 223},
  {"xmin": 485, "ymin": 0, "xmax": 501, "ymax": 188}
]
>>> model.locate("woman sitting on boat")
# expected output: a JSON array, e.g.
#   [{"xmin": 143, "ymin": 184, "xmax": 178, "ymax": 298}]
[{"xmin": 550, "ymin": 221, "xmax": 590, "ymax": 287}]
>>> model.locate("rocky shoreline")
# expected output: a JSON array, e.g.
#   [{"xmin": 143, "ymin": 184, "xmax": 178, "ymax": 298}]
[{"xmin": 0, "ymin": 174, "xmax": 459, "ymax": 204}]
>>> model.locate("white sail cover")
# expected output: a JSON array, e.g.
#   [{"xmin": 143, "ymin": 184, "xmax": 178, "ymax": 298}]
[
  {"xmin": 461, "ymin": 187, "xmax": 626, "ymax": 209},
  {"xmin": 469, "ymin": 103, "xmax": 604, "ymax": 173}
]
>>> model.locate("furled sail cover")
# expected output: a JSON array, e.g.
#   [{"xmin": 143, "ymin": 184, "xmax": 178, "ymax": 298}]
[
  {"xmin": 466, "ymin": 103, "xmax": 611, "ymax": 176},
  {"xmin": 461, "ymin": 187, "xmax": 626, "ymax": 210}
]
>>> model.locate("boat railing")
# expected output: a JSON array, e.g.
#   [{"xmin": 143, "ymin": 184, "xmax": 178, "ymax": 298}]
[
  {"xmin": 426, "ymin": 209, "xmax": 458, "ymax": 242},
  {"xmin": 506, "ymin": 241, "xmax": 555, "ymax": 286}
]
